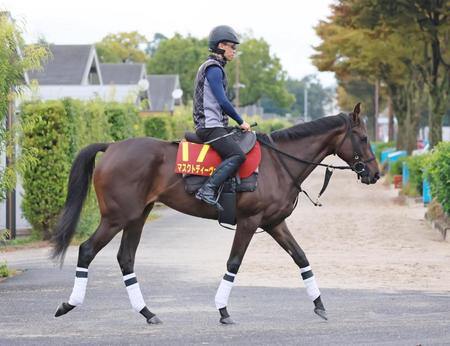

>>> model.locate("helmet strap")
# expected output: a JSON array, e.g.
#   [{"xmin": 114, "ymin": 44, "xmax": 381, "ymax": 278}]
[{"xmin": 211, "ymin": 47, "xmax": 225, "ymax": 56}]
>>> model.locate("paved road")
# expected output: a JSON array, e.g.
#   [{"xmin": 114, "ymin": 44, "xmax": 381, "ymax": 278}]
[{"xmin": 1, "ymin": 206, "xmax": 449, "ymax": 345}]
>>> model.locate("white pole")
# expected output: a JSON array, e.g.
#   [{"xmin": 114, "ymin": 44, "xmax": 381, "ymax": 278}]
[{"xmin": 304, "ymin": 83, "xmax": 309, "ymax": 122}]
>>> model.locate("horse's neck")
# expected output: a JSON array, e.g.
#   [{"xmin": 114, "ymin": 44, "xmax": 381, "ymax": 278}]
[{"xmin": 274, "ymin": 127, "xmax": 344, "ymax": 185}]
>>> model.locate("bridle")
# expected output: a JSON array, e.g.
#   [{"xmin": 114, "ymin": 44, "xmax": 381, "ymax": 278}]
[
  {"xmin": 257, "ymin": 113, "xmax": 377, "ymax": 206},
  {"xmin": 334, "ymin": 114, "xmax": 376, "ymax": 179}
]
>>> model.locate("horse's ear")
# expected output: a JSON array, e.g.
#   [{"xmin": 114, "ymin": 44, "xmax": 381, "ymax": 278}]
[{"xmin": 352, "ymin": 103, "xmax": 361, "ymax": 123}]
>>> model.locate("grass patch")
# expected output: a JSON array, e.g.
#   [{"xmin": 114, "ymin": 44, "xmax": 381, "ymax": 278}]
[
  {"xmin": 0, "ymin": 261, "xmax": 10, "ymax": 277},
  {"xmin": 147, "ymin": 212, "xmax": 160, "ymax": 222}
]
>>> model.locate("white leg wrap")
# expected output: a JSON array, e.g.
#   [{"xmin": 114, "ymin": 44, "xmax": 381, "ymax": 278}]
[
  {"xmin": 300, "ymin": 266, "xmax": 320, "ymax": 301},
  {"xmin": 68, "ymin": 267, "xmax": 88, "ymax": 306},
  {"xmin": 215, "ymin": 271, "xmax": 235, "ymax": 309},
  {"xmin": 124, "ymin": 273, "xmax": 146, "ymax": 312}
]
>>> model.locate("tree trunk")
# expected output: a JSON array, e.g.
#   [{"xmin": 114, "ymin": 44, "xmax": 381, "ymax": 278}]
[
  {"xmin": 389, "ymin": 84, "xmax": 408, "ymax": 151},
  {"xmin": 387, "ymin": 95, "xmax": 395, "ymax": 142},
  {"xmin": 428, "ymin": 82, "xmax": 448, "ymax": 147},
  {"xmin": 374, "ymin": 79, "xmax": 379, "ymax": 141}
]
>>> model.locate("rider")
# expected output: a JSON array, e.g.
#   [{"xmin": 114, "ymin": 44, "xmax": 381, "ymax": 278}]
[{"xmin": 193, "ymin": 25, "xmax": 251, "ymax": 211}]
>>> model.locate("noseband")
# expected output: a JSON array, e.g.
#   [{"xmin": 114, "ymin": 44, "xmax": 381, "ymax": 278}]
[{"xmin": 335, "ymin": 114, "xmax": 376, "ymax": 178}]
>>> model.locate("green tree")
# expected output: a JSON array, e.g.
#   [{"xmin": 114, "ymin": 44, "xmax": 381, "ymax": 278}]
[
  {"xmin": 312, "ymin": 1, "xmax": 428, "ymax": 152},
  {"xmin": 145, "ymin": 33, "xmax": 168, "ymax": 57},
  {"xmin": 260, "ymin": 76, "xmax": 333, "ymax": 119},
  {"xmin": 227, "ymin": 38, "xmax": 294, "ymax": 109},
  {"xmin": 0, "ymin": 13, "xmax": 48, "ymax": 201},
  {"xmin": 288, "ymin": 76, "xmax": 333, "ymax": 119},
  {"xmin": 147, "ymin": 34, "xmax": 295, "ymax": 109},
  {"xmin": 96, "ymin": 31, "xmax": 148, "ymax": 63},
  {"xmin": 356, "ymin": 0, "xmax": 450, "ymax": 147},
  {"xmin": 147, "ymin": 34, "xmax": 207, "ymax": 103}
]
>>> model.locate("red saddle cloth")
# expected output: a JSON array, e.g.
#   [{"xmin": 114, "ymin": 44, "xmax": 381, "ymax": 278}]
[{"xmin": 175, "ymin": 140, "xmax": 261, "ymax": 178}]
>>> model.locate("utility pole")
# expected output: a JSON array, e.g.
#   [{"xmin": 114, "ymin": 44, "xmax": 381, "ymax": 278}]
[
  {"xmin": 234, "ymin": 53, "xmax": 240, "ymax": 109},
  {"xmin": 374, "ymin": 78, "xmax": 379, "ymax": 141},
  {"xmin": 304, "ymin": 82, "xmax": 309, "ymax": 122},
  {"xmin": 5, "ymin": 90, "xmax": 16, "ymax": 239}
]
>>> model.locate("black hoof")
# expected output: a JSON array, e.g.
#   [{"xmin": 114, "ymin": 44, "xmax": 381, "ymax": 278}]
[
  {"xmin": 220, "ymin": 316, "xmax": 235, "ymax": 325},
  {"xmin": 147, "ymin": 315, "xmax": 162, "ymax": 324},
  {"xmin": 314, "ymin": 308, "xmax": 328, "ymax": 321},
  {"xmin": 54, "ymin": 302, "xmax": 75, "ymax": 317}
]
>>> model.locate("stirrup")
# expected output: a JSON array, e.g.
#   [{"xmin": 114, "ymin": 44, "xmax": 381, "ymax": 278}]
[
  {"xmin": 195, "ymin": 193, "xmax": 224, "ymax": 212},
  {"xmin": 195, "ymin": 184, "xmax": 224, "ymax": 211}
]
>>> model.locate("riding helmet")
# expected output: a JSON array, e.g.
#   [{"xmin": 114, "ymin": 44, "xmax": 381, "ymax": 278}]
[{"xmin": 208, "ymin": 25, "xmax": 240, "ymax": 51}]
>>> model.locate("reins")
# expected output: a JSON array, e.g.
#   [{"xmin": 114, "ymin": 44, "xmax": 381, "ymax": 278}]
[
  {"xmin": 257, "ymin": 114, "xmax": 374, "ymax": 207},
  {"xmin": 216, "ymin": 114, "xmax": 376, "ymax": 232}
]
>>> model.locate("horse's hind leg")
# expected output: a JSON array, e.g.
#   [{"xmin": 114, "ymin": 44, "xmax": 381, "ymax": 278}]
[
  {"xmin": 117, "ymin": 203, "xmax": 161, "ymax": 324},
  {"xmin": 266, "ymin": 220, "xmax": 327, "ymax": 321},
  {"xmin": 55, "ymin": 218, "xmax": 123, "ymax": 317}
]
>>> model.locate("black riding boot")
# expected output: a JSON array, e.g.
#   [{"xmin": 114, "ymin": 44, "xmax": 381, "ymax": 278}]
[{"xmin": 196, "ymin": 156, "xmax": 243, "ymax": 212}]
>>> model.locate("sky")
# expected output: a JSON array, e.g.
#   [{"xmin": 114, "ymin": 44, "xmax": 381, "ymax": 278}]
[{"xmin": 2, "ymin": 0, "xmax": 336, "ymax": 86}]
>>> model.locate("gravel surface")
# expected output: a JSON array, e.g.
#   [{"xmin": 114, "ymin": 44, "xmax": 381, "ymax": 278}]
[{"xmin": 1, "ymin": 161, "xmax": 449, "ymax": 345}]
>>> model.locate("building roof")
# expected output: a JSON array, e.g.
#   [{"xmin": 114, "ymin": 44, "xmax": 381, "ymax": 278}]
[
  {"xmin": 28, "ymin": 45, "xmax": 102, "ymax": 85},
  {"xmin": 148, "ymin": 74, "xmax": 180, "ymax": 112},
  {"xmin": 100, "ymin": 63, "xmax": 146, "ymax": 85}
]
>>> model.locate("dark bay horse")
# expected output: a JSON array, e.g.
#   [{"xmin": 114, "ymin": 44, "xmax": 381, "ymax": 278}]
[{"xmin": 53, "ymin": 103, "xmax": 379, "ymax": 324}]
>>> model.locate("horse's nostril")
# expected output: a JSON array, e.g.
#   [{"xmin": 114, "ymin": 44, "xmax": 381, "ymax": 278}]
[{"xmin": 374, "ymin": 172, "xmax": 380, "ymax": 180}]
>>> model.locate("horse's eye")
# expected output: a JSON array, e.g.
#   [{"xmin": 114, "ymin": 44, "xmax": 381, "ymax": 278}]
[{"xmin": 361, "ymin": 136, "xmax": 368, "ymax": 143}]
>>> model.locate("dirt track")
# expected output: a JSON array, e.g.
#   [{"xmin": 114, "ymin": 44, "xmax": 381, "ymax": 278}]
[{"xmin": 239, "ymin": 158, "xmax": 450, "ymax": 292}]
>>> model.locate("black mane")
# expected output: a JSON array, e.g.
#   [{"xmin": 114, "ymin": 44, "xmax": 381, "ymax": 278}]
[{"xmin": 269, "ymin": 114, "xmax": 347, "ymax": 141}]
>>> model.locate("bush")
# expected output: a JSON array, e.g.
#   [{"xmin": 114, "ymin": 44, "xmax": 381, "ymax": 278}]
[
  {"xmin": 170, "ymin": 107, "xmax": 193, "ymax": 139},
  {"xmin": 105, "ymin": 102, "xmax": 143, "ymax": 141},
  {"xmin": 20, "ymin": 101, "xmax": 74, "ymax": 240},
  {"xmin": 20, "ymin": 99, "xmax": 140, "ymax": 240},
  {"xmin": 403, "ymin": 154, "xmax": 429, "ymax": 197},
  {"xmin": 243, "ymin": 115, "xmax": 291, "ymax": 133},
  {"xmin": 0, "ymin": 261, "xmax": 9, "ymax": 277},
  {"xmin": 389, "ymin": 157, "xmax": 406, "ymax": 177},
  {"xmin": 143, "ymin": 115, "xmax": 173, "ymax": 140},
  {"xmin": 426, "ymin": 142, "xmax": 450, "ymax": 215},
  {"xmin": 141, "ymin": 110, "xmax": 292, "ymax": 141}
]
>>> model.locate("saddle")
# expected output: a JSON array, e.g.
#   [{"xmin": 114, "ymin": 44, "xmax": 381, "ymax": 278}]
[{"xmin": 174, "ymin": 130, "xmax": 261, "ymax": 226}]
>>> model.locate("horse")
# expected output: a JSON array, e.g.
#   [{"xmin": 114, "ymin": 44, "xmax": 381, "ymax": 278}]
[{"xmin": 52, "ymin": 103, "xmax": 380, "ymax": 324}]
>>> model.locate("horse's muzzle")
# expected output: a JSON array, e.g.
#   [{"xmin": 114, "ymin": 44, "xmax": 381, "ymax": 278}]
[{"xmin": 361, "ymin": 171, "xmax": 380, "ymax": 185}]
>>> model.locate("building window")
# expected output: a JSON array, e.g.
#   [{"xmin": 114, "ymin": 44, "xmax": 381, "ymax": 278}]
[{"xmin": 88, "ymin": 64, "xmax": 100, "ymax": 85}]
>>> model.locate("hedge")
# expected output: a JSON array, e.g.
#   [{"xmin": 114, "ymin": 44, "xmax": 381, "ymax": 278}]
[
  {"xmin": 426, "ymin": 142, "xmax": 450, "ymax": 214},
  {"xmin": 143, "ymin": 115, "xmax": 173, "ymax": 140},
  {"xmin": 20, "ymin": 101, "xmax": 74, "ymax": 240},
  {"xmin": 105, "ymin": 102, "xmax": 143, "ymax": 141},
  {"xmin": 388, "ymin": 156, "xmax": 406, "ymax": 177},
  {"xmin": 401, "ymin": 154, "xmax": 429, "ymax": 197},
  {"xmin": 142, "ymin": 110, "xmax": 292, "ymax": 141},
  {"xmin": 20, "ymin": 99, "xmax": 140, "ymax": 240}
]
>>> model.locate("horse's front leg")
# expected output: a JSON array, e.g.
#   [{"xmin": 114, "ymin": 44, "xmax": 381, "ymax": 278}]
[
  {"xmin": 265, "ymin": 220, "xmax": 327, "ymax": 320},
  {"xmin": 215, "ymin": 216, "xmax": 260, "ymax": 324}
]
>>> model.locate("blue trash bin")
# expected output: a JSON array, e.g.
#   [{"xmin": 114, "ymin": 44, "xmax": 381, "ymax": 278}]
[
  {"xmin": 423, "ymin": 178, "xmax": 431, "ymax": 205},
  {"xmin": 402, "ymin": 161, "xmax": 410, "ymax": 187}
]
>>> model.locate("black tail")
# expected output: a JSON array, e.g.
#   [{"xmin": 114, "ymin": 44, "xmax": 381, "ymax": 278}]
[{"xmin": 51, "ymin": 143, "xmax": 109, "ymax": 264}]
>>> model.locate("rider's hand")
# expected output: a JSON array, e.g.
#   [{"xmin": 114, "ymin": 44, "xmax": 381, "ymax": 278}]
[{"xmin": 240, "ymin": 121, "xmax": 251, "ymax": 132}]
